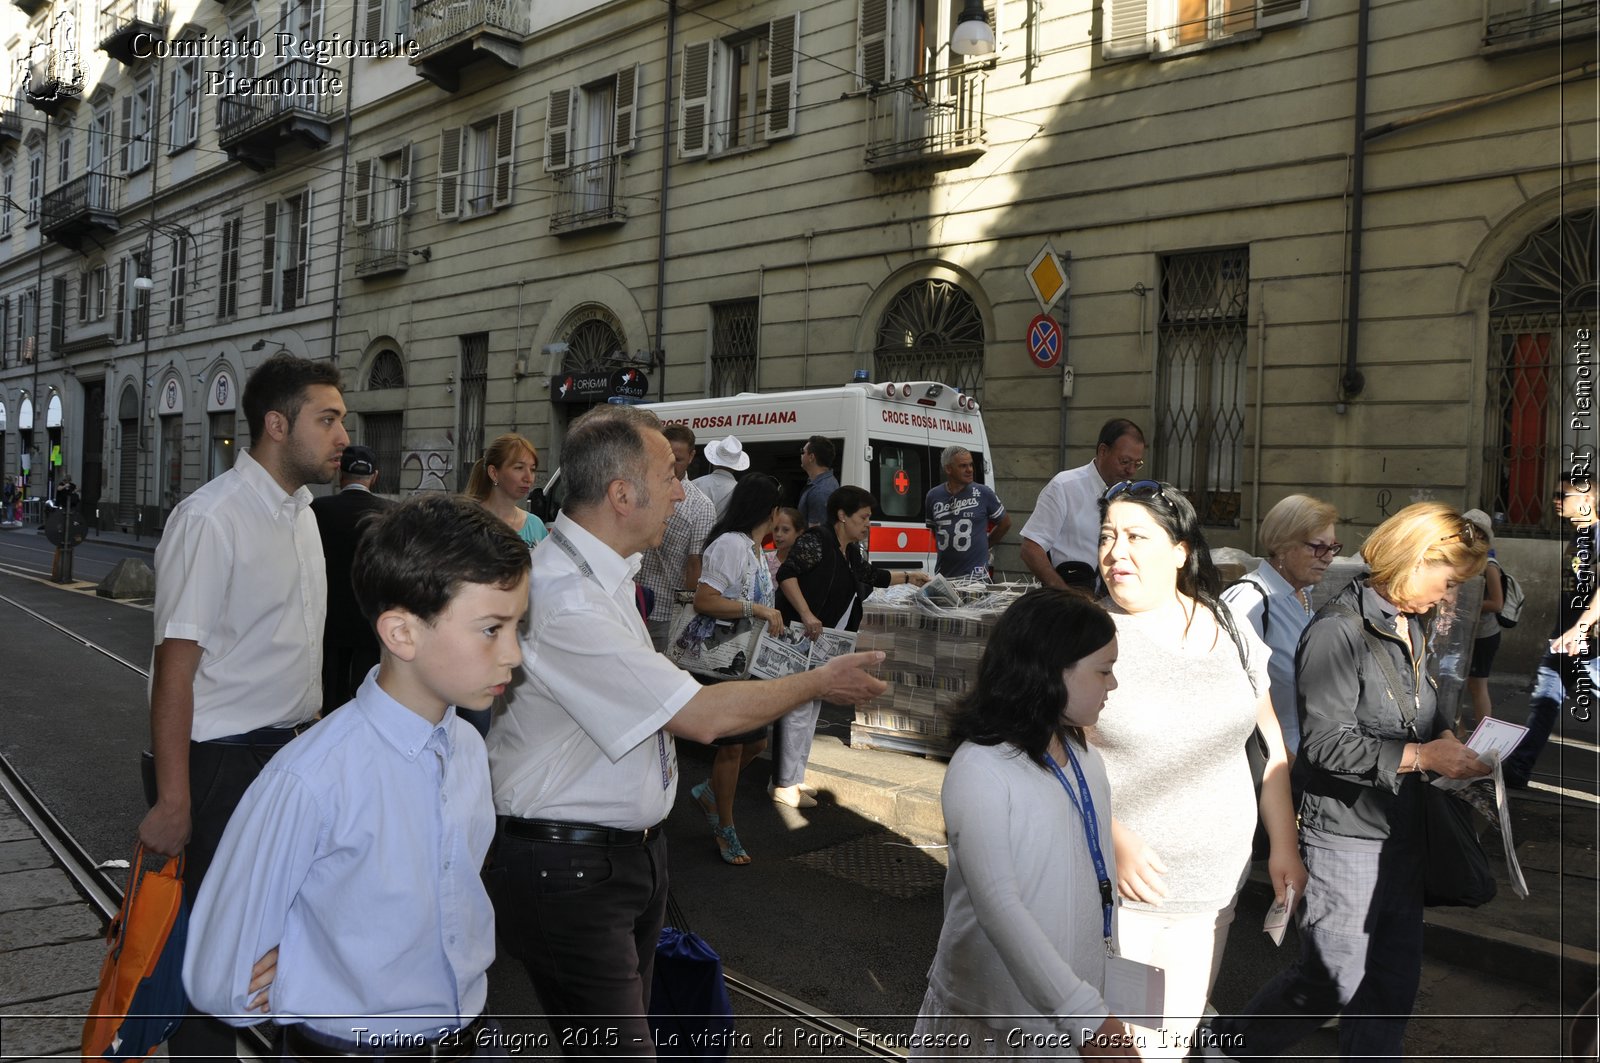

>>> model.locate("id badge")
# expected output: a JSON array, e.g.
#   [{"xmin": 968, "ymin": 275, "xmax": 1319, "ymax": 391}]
[{"xmin": 1104, "ymin": 955, "xmax": 1165, "ymax": 1023}]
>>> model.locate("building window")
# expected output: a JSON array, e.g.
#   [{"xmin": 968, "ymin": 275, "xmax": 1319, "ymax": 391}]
[
  {"xmin": 438, "ymin": 112, "xmax": 516, "ymax": 220},
  {"xmin": 49, "ymin": 276, "xmax": 66, "ymax": 352},
  {"xmin": 278, "ymin": 0, "xmax": 326, "ymax": 49},
  {"xmin": 120, "ymin": 78, "xmax": 155, "ymax": 173},
  {"xmin": 1102, "ymin": 0, "xmax": 1307, "ymax": 59},
  {"xmin": 261, "ymin": 190, "xmax": 312, "ymax": 311},
  {"xmin": 710, "ymin": 300, "xmax": 759, "ymax": 397},
  {"xmin": 217, "ymin": 212, "xmax": 242, "ymax": 319},
  {"xmin": 1, "ymin": 168, "xmax": 12, "ymax": 237},
  {"xmin": 227, "ymin": 19, "xmax": 260, "ymax": 81},
  {"xmin": 545, "ymin": 71, "xmax": 636, "ymax": 230},
  {"xmin": 873, "ymin": 279, "xmax": 986, "ymax": 401},
  {"xmin": 363, "ymin": 411, "xmax": 403, "ymax": 494},
  {"xmin": 353, "ymin": 145, "xmax": 413, "ymax": 272},
  {"xmin": 858, "ymin": 0, "xmax": 1001, "ymax": 85},
  {"xmin": 78, "ymin": 263, "xmax": 107, "ymax": 323},
  {"xmin": 455, "ymin": 334, "xmax": 488, "ymax": 491},
  {"xmin": 115, "ymin": 252, "xmax": 150, "ymax": 343},
  {"xmin": 168, "ymin": 56, "xmax": 200, "ymax": 151},
  {"xmin": 1156, "ymin": 247, "xmax": 1249, "ymax": 527},
  {"xmin": 680, "ymin": 15, "xmax": 800, "ymax": 159},
  {"xmin": 1485, "ymin": 209, "xmax": 1597, "ymax": 537},
  {"xmin": 209, "ymin": 410, "xmax": 236, "ymax": 480},
  {"xmin": 26, "ymin": 148, "xmax": 42, "ymax": 223},
  {"xmin": 161, "ymin": 413, "xmax": 183, "ymax": 509},
  {"xmin": 88, "ymin": 105, "xmax": 113, "ymax": 174},
  {"xmin": 362, "ymin": 0, "xmax": 409, "ymax": 44},
  {"xmin": 168, "ymin": 236, "xmax": 188, "ymax": 330},
  {"xmin": 56, "ymin": 126, "xmax": 72, "ymax": 186},
  {"xmin": 17, "ymin": 287, "xmax": 38, "ymax": 362},
  {"xmin": 368, "ymin": 348, "xmax": 406, "ymax": 390}
]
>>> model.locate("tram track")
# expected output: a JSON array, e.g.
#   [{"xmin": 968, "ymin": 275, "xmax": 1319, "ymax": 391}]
[{"xmin": 0, "ymin": 585, "xmax": 908, "ymax": 1059}]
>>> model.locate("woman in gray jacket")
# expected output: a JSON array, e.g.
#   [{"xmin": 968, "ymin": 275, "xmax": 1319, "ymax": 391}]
[{"xmin": 1207, "ymin": 502, "xmax": 1490, "ymax": 1061}]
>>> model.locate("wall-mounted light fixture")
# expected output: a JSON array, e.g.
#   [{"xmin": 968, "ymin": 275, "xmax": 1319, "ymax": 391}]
[
  {"xmin": 950, "ymin": 0, "xmax": 995, "ymax": 56},
  {"xmin": 250, "ymin": 338, "xmax": 289, "ymax": 353}
]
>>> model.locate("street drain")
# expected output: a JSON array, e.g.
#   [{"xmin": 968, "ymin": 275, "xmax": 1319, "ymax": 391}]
[{"xmin": 791, "ymin": 833, "xmax": 947, "ymax": 899}]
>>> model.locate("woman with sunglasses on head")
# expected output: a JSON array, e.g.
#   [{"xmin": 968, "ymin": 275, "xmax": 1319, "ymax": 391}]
[
  {"xmin": 466, "ymin": 433, "xmax": 548, "ymax": 547},
  {"xmin": 913, "ymin": 590, "xmax": 1134, "ymax": 1057},
  {"xmin": 1220, "ymin": 495, "xmax": 1342, "ymax": 758},
  {"xmin": 1089, "ymin": 479, "xmax": 1306, "ymax": 1059},
  {"xmin": 1206, "ymin": 503, "xmax": 1490, "ymax": 1061}
]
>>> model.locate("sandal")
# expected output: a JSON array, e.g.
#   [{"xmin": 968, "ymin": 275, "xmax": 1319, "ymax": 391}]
[
  {"xmin": 713, "ymin": 823, "xmax": 751, "ymax": 865},
  {"xmin": 690, "ymin": 780, "xmax": 719, "ymax": 828}
]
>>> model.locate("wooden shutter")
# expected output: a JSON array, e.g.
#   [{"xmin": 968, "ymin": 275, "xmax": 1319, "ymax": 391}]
[
  {"xmin": 363, "ymin": 0, "xmax": 384, "ymax": 39},
  {"xmin": 492, "ymin": 109, "xmax": 516, "ymax": 208},
  {"xmin": 185, "ymin": 63, "xmax": 199, "ymax": 143},
  {"xmin": 437, "ymin": 126, "xmax": 462, "ymax": 219},
  {"xmin": 118, "ymin": 96, "xmax": 132, "ymax": 173},
  {"xmin": 1257, "ymin": 0, "xmax": 1307, "ymax": 28},
  {"xmin": 613, "ymin": 65, "xmax": 639, "ymax": 155},
  {"xmin": 679, "ymin": 40, "xmax": 712, "ymax": 158},
  {"xmin": 166, "ymin": 66, "xmax": 179, "ymax": 144},
  {"xmin": 1102, "ymin": 0, "xmax": 1152, "ymax": 57},
  {"xmin": 77, "ymin": 270, "xmax": 88, "ymax": 323},
  {"xmin": 544, "ymin": 89, "xmax": 572, "ymax": 171},
  {"xmin": 858, "ymin": 0, "xmax": 893, "ymax": 87},
  {"xmin": 113, "ymin": 264, "xmax": 125, "ymax": 341},
  {"xmin": 352, "ymin": 158, "xmax": 373, "ymax": 227},
  {"xmin": 295, "ymin": 190, "xmax": 311, "ymax": 306},
  {"xmin": 260, "ymin": 200, "xmax": 278, "ymax": 307},
  {"xmin": 397, "ymin": 143, "xmax": 413, "ymax": 214},
  {"xmin": 766, "ymin": 14, "xmax": 800, "ymax": 140}
]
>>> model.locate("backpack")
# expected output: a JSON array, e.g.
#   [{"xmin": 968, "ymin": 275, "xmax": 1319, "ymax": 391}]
[{"xmin": 1496, "ymin": 561, "xmax": 1524, "ymax": 628}]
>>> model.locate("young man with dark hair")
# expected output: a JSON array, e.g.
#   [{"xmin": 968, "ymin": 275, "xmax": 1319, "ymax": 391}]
[
  {"xmin": 1019, "ymin": 417, "xmax": 1147, "ymax": 592},
  {"xmin": 798, "ymin": 434, "xmax": 839, "ymax": 529},
  {"xmin": 139, "ymin": 352, "xmax": 348, "ymax": 1058},
  {"xmin": 185, "ymin": 494, "xmax": 531, "ymax": 1053}
]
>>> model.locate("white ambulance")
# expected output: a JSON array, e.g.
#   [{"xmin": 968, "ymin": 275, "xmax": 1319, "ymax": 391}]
[{"xmin": 539, "ymin": 380, "xmax": 992, "ymax": 570}]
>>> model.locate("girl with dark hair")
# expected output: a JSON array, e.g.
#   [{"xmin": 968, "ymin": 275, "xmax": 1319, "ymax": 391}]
[
  {"xmin": 1089, "ymin": 480, "xmax": 1305, "ymax": 1059},
  {"xmin": 914, "ymin": 590, "xmax": 1133, "ymax": 1056},
  {"xmin": 682, "ymin": 473, "xmax": 785, "ymax": 864},
  {"xmin": 771, "ymin": 486, "xmax": 930, "ymax": 807}
]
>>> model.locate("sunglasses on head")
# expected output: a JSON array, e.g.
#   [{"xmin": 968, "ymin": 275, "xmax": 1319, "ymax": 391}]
[
  {"xmin": 1438, "ymin": 520, "xmax": 1484, "ymax": 546},
  {"xmin": 1103, "ymin": 479, "xmax": 1166, "ymax": 504}
]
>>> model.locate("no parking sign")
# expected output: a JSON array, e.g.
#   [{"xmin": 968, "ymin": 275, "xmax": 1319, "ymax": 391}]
[{"xmin": 1027, "ymin": 314, "xmax": 1062, "ymax": 369}]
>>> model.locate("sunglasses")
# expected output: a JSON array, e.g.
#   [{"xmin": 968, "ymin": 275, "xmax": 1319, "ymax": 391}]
[
  {"xmin": 1103, "ymin": 479, "xmax": 1166, "ymax": 503},
  {"xmin": 1438, "ymin": 521, "xmax": 1485, "ymax": 546},
  {"xmin": 1304, "ymin": 540, "xmax": 1342, "ymax": 559}
]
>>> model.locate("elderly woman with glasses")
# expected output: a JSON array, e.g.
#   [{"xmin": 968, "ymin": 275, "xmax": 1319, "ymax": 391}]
[
  {"xmin": 1089, "ymin": 480, "xmax": 1306, "ymax": 1060},
  {"xmin": 1220, "ymin": 494, "xmax": 1342, "ymax": 758},
  {"xmin": 1208, "ymin": 502, "xmax": 1490, "ymax": 1060}
]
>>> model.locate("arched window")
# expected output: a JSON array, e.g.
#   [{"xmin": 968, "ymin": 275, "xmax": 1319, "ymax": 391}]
[
  {"xmin": 873, "ymin": 280, "xmax": 985, "ymax": 401},
  {"xmin": 368, "ymin": 349, "xmax": 405, "ymax": 390},
  {"xmin": 1485, "ymin": 209, "xmax": 1597, "ymax": 536},
  {"xmin": 562, "ymin": 317, "xmax": 626, "ymax": 374},
  {"xmin": 364, "ymin": 349, "xmax": 405, "ymax": 495}
]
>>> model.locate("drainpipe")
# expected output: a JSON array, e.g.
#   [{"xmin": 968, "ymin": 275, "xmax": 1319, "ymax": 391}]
[
  {"xmin": 653, "ymin": 0, "xmax": 677, "ymax": 402},
  {"xmin": 1250, "ymin": 292, "xmax": 1267, "ymax": 553},
  {"xmin": 328, "ymin": 2, "xmax": 361, "ymax": 371},
  {"xmin": 1339, "ymin": 0, "xmax": 1371, "ymax": 403}
]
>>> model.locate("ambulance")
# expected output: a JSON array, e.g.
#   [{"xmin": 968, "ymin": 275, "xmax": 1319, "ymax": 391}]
[{"xmin": 538, "ymin": 379, "xmax": 992, "ymax": 571}]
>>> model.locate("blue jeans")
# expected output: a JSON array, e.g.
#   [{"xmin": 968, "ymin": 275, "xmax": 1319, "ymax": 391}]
[{"xmin": 1503, "ymin": 651, "xmax": 1598, "ymax": 784}]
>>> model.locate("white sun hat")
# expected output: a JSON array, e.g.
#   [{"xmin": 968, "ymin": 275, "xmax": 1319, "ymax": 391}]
[{"xmin": 703, "ymin": 435, "xmax": 751, "ymax": 471}]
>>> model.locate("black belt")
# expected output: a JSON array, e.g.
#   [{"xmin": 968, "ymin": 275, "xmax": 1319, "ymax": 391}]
[
  {"xmin": 500, "ymin": 816, "xmax": 664, "ymax": 847},
  {"xmin": 205, "ymin": 722, "xmax": 313, "ymax": 748},
  {"xmin": 284, "ymin": 1017, "xmax": 485, "ymax": 1060}
]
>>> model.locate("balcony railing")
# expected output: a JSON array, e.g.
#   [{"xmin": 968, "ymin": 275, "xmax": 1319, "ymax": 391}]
[
  {"xmin": 412, "ymin": 0, "xmax": 529, "ymax": 56},
  {"xmin": 864, "ymin": 66, "xmax": 986, "ymax": 173},
  {"xmin": 216, "ymin": 59, "xmax": 335, "ymax": 167},
  {"xmin": 99, "ymin": 0, "xmax": 169, "ymax": 62},
  {"xmin": 40, "ymin": 170, "xmax": 123, "ymax": 248},
  {"xmin": 1483, "ymin": 0, "xmax": 1598, "ymax": 52},
  {"xmin": 354, "ymin": 218, "xmax": 410, "ymax": 277},
  {"xmin": 550, "ymin": 157, "xmax": 627, "ymax": 234}
]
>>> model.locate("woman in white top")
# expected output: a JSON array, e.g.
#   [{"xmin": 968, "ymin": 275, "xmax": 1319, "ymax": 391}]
[
  {"xmin": 914, "ymin": 590, "xmax": 1132, "ymax": 1058},
  {"xmin": 1220, "ymin": 494, "xmax": 1342, "ymax": 757},
  {"xmin": 683, "ymin": 473, "xmax": 786, "ymax": 865}
]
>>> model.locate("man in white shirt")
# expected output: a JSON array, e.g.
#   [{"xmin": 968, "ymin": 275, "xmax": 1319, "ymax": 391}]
[
  {"xmin": 1019, "ymin": 418, "xmax": 1146, "ymax": 592},
  {"xmin": 638, "ymin": 423, "xmax": 715, "ymax": 650},
  {"xmin": 487, "ymin": 405, "xmax": 886, "ymax": 1054},
  {"xmin": 691, "ymin": 433, "xmax": 748, "ymax": 520},
  {"xmin": 137, "ymin": 352, "xmax": 348, "ymax": 1059}
]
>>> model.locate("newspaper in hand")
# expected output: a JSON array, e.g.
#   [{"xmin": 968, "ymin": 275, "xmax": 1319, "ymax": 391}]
[{"xmin": 746, "ymin": 622, "xmax": 858, "ymax": 680}]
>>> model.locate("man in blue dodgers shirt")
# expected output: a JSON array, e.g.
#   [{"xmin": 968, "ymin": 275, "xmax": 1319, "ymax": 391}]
[
  {"xmin": 184, "ymin": 494, "xmax": 531, "ymax": 1058},
  {"xmin": 486, "ymin": 404, "xmax": 887, "ymax": 1056},
  {"xmin": 925, "ymin": 445, "xmax": 1011, "ymax": 580}
]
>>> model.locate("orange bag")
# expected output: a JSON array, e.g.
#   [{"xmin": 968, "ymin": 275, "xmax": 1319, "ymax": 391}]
[{"xmin": 81, "ymin": 845, "xmax": 189, "ymax": 1061}]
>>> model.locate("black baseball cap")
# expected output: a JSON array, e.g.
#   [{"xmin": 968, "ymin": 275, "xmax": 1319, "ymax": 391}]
[{"xmin": 340, "ymin": 445, "xmax": 378, "ymax": 475}]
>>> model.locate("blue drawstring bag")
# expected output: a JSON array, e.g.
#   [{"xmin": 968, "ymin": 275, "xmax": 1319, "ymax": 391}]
[{"xmin": 648, "ymin": 896, "xmax": 735, "ymax": 1058}]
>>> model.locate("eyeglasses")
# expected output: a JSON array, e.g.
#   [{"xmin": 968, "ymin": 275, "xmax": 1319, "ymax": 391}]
[
  {"xmin": 1304, "ymin": 540, "xmax": 1342, "ymax": 559},
  {"xmin": 1438, "ymin": 521, "xmax": 1484, "ymax": 546},
  {"xmin": 1103, "ymin": 479, "xmax": 1166, "ymax": 503}
]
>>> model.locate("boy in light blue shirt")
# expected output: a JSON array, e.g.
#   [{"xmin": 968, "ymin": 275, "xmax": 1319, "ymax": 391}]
[{"xmin": 184, "ymin": 493, "xmax": 530, "ymax": 1053}]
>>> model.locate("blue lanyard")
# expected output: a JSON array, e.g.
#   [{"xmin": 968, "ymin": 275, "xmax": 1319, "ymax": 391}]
[{"xmin": 1042, "ymin": 745, "xmax": 1115, "ymax": 951}]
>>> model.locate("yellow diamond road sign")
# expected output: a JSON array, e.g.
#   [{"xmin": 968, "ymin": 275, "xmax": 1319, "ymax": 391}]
[{"xmin": 1027, "ymin": 244, "xmax": 1069, "ymax": 312}]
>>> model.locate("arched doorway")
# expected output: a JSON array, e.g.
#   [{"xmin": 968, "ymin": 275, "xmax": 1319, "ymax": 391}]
[
  {"xmin": 365, "ymin": 348, "xmax": 405, "ymax": 495},
  {"xmin": 1484, "ymin": 209, "xmax": 1597, "ymax": 536},
  {"xmin": 551, "ymin": 306, "xmax": 629, "ymax": 427},
  {"xmin": 873, "ymin": 279, "xmax": 986, "ymax": 401},
  {"xmin": 117, "ymin": 383, "xmax": 139, "ymax": 523}
]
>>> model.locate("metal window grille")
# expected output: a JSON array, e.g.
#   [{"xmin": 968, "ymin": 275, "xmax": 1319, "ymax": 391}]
[
  {"xmin": 367, "ymin": 349, "xmax": 405, "ymax": 390},
  {"xmin": 1156, "ymin": 248, "xmax": 1249, "ymax": 527},
  {"xmin": 872, "ymin": 280, "xmax": 985, "ymax": 401},
  {"xmin": 1485, "ymin": 209, "xmax": 1598, "ymax": 537},
  {"xmin": 363, "ymin": 411, "xmax": 403, "ymax": 494},
  {"xmin": 710, "ymin": 300, "xmax": 759, "ymax": 396},
  {"xmin": 456, "ymin": 333, "xmax": 488, "ymax": 491},
  {"xmin": 562, "ymin": 319, "xmax": 624, "ymax": 373}
]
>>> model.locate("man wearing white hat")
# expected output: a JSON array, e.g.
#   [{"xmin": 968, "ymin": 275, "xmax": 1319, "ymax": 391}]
[{"xmin": 693, "ymin": 435, "xmax": 749, "ymax": 521}]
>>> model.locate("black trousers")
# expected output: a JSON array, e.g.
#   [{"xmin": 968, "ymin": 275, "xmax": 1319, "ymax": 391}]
[{"xmin": 486, "ymin": 828, "xmax": 669, "ymax": 1057}]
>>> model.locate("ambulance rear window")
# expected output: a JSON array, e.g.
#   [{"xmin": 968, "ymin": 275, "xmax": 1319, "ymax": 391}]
[{"xmin": 868, "ymin": 442, "xmax": 990, "ymax": 523}]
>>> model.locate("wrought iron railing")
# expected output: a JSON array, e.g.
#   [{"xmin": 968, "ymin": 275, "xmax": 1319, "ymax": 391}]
[
  {"xmin": 1483, "ymin": 0, "xmax": 1597, "ymax": 48},
  {"xmin": 865, "ymin": 65, "xmax": 986, "ymax": 169},
  {"xmin": 98, "ymin": 0, "xmax": 167, "ymax": 43},
  {"xmin": 0, "ymin": 104, "xmax": 19, "ymax": 140},
  {"xmin": 216, "ymin": 60, "xmax": 333, "ymax": 144},
  {"xmin": 354, "ymin": 217, "xmax": 408, "ymax": 275},
  {"xmin": 41, "ymin": 170, "xmax": 123, "ymax": 231},
  {"xmin": 549, "ymin": 157, "xmax": 626, "ymax": 232},
  {"xmin": 411, "ymin": 0, "xmax": 529, "ymax": 56}
]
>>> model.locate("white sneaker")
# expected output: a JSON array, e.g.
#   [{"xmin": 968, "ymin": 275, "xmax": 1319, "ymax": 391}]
[
  {"xmin": 768, "ymin": 783, "xmax": 817, "ymax": 808},
  {"xmin": 797, "ymin": 782, "xmax": 818, "ymax": 796}
]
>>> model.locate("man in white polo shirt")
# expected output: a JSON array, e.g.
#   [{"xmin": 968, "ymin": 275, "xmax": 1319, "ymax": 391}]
[
  {"xmin": 1020, "ymin": 417, "xmax": 1146, "ymax": 592},
  {"xmin": 137, "ymin": 352, "xmax": 348, "ymax": 1059},
  {"xmin": 487, "ymin": 405, "xmax": 886, "ymax": 1055}
]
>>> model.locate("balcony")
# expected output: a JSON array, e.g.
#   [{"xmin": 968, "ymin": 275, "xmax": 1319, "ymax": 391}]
[
  {"xmin": 216, "ymin": 59, "xmax": 335, "ymax": 170},
  {"xmin": 24, "ymin": 51, "xmax": 84, "ymax": 116},
  {"xmin": 41, "ymin": 171, "xmax": 123, "ymax": 251},
  {"xmin": 12, "ymin": 0, "xmax": 47, "ymax": 15},
  {"xmin": 1483, "ymin": 0, "xmax": 1598, "ymax": 54},
  {"xmin": 99, "ymin": 0, "xmax": 169, "ymax": 64},
  {"xmin": 550, "ymin": 157, "xmax": 627, "ymax": 235},
  {"xmin": 0, "ymin": 97, "xmax": 20, "ymax": 148},
  {"xmin": 864, "ymin": 66, "xmax": 986, "ymax": 174},
  {"xmin": 410, "ymin": 0, "xmax": 528, "ymax": 92},
  {"xmin": 354, "ymin": 218, "xmax": 410, "ymax": 277}
]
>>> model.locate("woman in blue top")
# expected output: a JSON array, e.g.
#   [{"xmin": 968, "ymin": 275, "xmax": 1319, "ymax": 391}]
[{"xmin": 467, "ymin": 433, "xmax": 548, "ymax": 547}]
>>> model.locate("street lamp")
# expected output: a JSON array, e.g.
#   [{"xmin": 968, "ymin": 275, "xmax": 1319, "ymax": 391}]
[{"xmin": 950, "ymin": 0, "xmax": 995, "ymax": 57}]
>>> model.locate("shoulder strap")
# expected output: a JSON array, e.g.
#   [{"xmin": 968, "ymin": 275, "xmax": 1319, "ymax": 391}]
[
  {"xmin": 1322, "ymin": 600, "xmax": 1416, "ymax": 735},
  {"xmin": 1235, "ymin": 573, "xmax": 1271, "ymax": 639}
]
